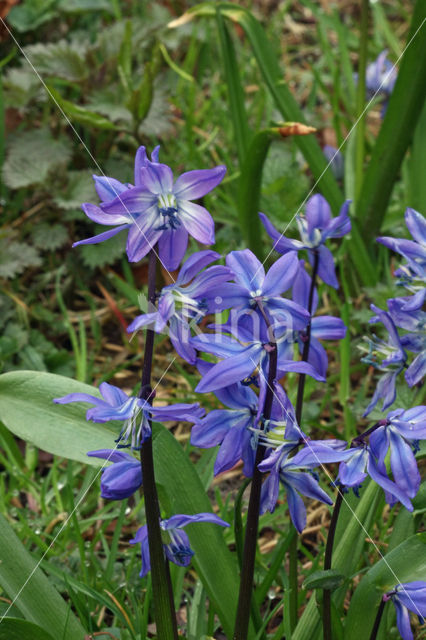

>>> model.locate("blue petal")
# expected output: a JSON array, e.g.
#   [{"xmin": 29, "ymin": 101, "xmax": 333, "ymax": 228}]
[
  {"xmin": 158, "ymin": 227, "xmax": 188, "ymax": 271},
  {"xmin": 292, "ymin": 260, "xmax": 318, "ymax": 313},
  {"xmin": 262, "ymin": 252, "xmax": 299, "ymax": 296},
  {"xmin": 178, "ymin": 201, "xmax": 215, "ymax": 245},
  {"xmin": 169, "ymin": 317, "xmax": 196, "ymax": 364},
  {"xmin": 305, "ymin": 194, "xmax": 332, "ymax": 233},
  {"xmin": 397, "ymin": 582, "xmax": 426, "ymax": 617},
  {"xmin": 259, "ymin": 469, "xmax": 280, "ymax": 514},
  {"xmin": 177, "ymin": 250, "xmax": 221, "ymax": 285},
  {"xmin": 129, "ymin": 525, "xmax": 151, "ymax": 578},
  {"xmin": 286, "ymin": 484, "xmax": 307, "ymax": 533},
  {"xmin": 100, "ymin": 459, "xmax": 142, "ymax": 500},
  {"xmin": 405, "ymin": 351, "xmax": 426, "ymax": 387},
  {"xmin": 338, "ymin": 448, "xmax": 368, "ymax": 487},
  {"xmin": 259, "ymin": 212, "xmax": 303, "ymax": 254},
  {"xmin": 388, "ymin": 429, "xmax": 420, "ymax": 498},
  {"xmin": 195, "ymin": 344, "xmax": 263, "ymax": 393},
  {"xmin": 163, "ymin": 512, "xmax": 229, "ymax": 529},
  {"xmin": 284, "ymin": 470, "xmax": 333, "ymax": 504},
  {"xmin": 190, "ymin": 409, "xmax": 243, "ymax": 447},
  {"xmin": 369, "ymin": 427, "xmax": 390, "ymax": 465},
  {"xmin": 366, "ymin": 455, "xmax": 413, "ymax": 511},
  {"xmin": 73, "ymin": 224, "xmax": 130, "ymax": 247},
  {"xmin": 405, "ymin": 207, "xmax": 426, "ymax": 245},
  {"xmin": 93, "ymin": 175, "xmax": 129, "ymax": 203},
  {"xmin": 226, "ymin": 249, "xmax": 265, "ymax": 292},
  {"xmin": 394, "ymin": 600, "xmax": 414, "ymax": 640},
  {"xmin": 311, "ymin": 316, "xmax": 347, "ymax": 340},
  {"xmin": 214, "ymin": 419, "xmax": 250, "ymax": 475},
  {"xmin": 323, "ymin": 200, "xmax": 351, "ymax": 239},
  {"xmin": 173, "ymin": 166, "xmax": 226, "ymax": 200},
  {"xmin": 313, "ymin": 244, "xmax": 339, "ymax": 288}
]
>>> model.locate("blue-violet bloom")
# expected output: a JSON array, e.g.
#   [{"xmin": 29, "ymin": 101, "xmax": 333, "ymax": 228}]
[
  {"xmin": 74, "ymin": 146, "xmax": 226, "ymax": 270},
  {"xmin": 127, "ymin": 250, "xmax": 233, "ymax": 364},
  {"xmin": 259, "ymin": 194, "xmax": 351, "ymax": 288},
  {"xmin": 131, "ymin": 513, "xmax": 230, "ymax": 577},
  {"xmin": 384, "ymin": 581, "xmax": 426, "ymax": 640},
  {"xmin": 87, "ymin": 449, "xmax": 142, "ymax": 499},
  {"xmin": 54, "ymin": 382, "xmax": 204, "ymax": 449}
]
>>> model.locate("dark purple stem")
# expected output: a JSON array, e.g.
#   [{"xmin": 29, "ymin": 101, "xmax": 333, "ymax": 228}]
[
  {"xmin": 233, "ymin": 301, "xmax": 277, "ymax": 640},
  {"xmin": 369, "ymin": 598, "xmax": 387, "ymax": 640},
  {"xmin": 139, "ymin": 249, "xmax": 178, "ymax": 640}
]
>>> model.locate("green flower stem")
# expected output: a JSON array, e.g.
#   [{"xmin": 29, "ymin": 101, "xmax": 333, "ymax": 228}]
[
  {"xmin": 322, "ymin": 489, "xmax": 344, "ymax": 640},
  {"xmin": 233, "ymin": 302, "xmax": 278, "ymax": 640},
  {"xmin": 369, "ymin": 598, "xmax": 386, "ymax": 640},
  {"xmin": 290, "ymin": 248, "xmax": 320, "ymax": 631},
  {"xmin": 139, "ymin": 249, "xmax": 178, "ymax": 640}
]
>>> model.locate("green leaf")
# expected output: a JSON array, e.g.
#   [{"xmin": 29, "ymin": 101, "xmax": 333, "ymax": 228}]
[
  {"xmin": 0, "ymin": 514, "xmax": 85, "ymax": 640},
  {"xmin": 293, "ymin": 481, "xmax": 381, "ymax": 640},
  {"xmin": 0, "ymin": 618, "xmax": 55, "ymax": 640},
  {"xmin": 215, "ymin": 7, "xmax": 250, "ymax": 168},
  {"xmin": 0, "ymin": 237, "xmax": 42, "ymax": 279},
  {"xmin": 302, "ymin": 570, "xmax": 345, "ymax": 592},
  {"xmin": 357, "ymin": 0, "xmax": 426, "ymax": 239},
  {"xmin": 32, "ymin": 224, "xmax": 68, "ymax": 251},
  {"xmin": 23, "ymin": 40, "xmax": 88, "ymax": 82},
  {"xmin": 170, "ymin": 3, "xmax": 342, "ymax": 212},
  {"xmin": 80, "ymin": 229, "xmax": 127, "ymax": 268},
  {"xmin": 47, "ymin": 86, "xmax": 118, "ymax": 131},
  {"xmin": 152, "ymin": 422, "xmax": 247, "ymax": 639},
  {"xmin": 2, "ymin": 128, "xmax": 73, "ymax": 189},
  {"xmin": 0, "ymin": 371, "xmax": 118, "ymax": 465},
  {"xmin": 0, "ymin": 372, "xmax": 245, "ymax": 638},
  {"xmin": 345, "ymin": 533, "xmax": 426, "ymax": 640}
]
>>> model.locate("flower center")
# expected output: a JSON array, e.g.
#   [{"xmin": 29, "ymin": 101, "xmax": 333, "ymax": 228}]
[{"xmin": 157, "ymin": 193, "xmax": 181, "ymax": 230}]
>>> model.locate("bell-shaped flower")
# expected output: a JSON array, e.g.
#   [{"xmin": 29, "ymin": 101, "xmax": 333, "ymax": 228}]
[
  {"xmin": 336, "ymin": 443, "xmax": 413, "ymax": 511},
  {"xmin": 191, "ymin": 363, "xmax": 296, "ymax": 477},
  {"xmin": 127, "ymin": 250, "xmax": 233, "ymax": 363},
  {"xmin": 377, "ymin": 208, "xmax": 426, "ymax": 278},
  {"xmin": 365, "ymin": 50, "xmax": 397, "ymax": 97},
  {"xmin": 259, "ymin": 195, "xmax": 351, "ymax": 288},
  {"xmin": 74, "ymin": 145, "xmax": 226, "ymax": 270},
  {"xmin": 259, "ymin": 439, "xmax": 351, "ymax": 532},
  {"xmin": 384, "ymin": 581, "xmax": 426, "ymax": 640},
  {"xmin": 192, "ymin": 327, "xmax": 325, "ymax": 394},
  {"xmin": 87, "ymin": 449, "xmax": 142, "ymax": 499},
  {"xmin": 54, "ymin": 382, "xmax": 204, "ymax": 449},
  {"xmin": 368, "ymin": 406, "xmax": 426, "ymax": 499},
  {"xmin": 131, "ymin": 513, "xmax": 230, "ymax": 577},
  {"xmin": 207, "ymin": 249, "xmax": 309, "ymax": 331},
  {"xmin": 361, "ymin": 305, "xmax": 407, "ymax": 416}
]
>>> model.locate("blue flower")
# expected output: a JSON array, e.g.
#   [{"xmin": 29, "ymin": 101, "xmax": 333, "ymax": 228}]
[
  {"xmin": 127, "ymin": 250, "xmax": 233, "ymax": 364},
  {"xmin": 369, "ymin": 406, "xmax": 426, "ymax": 499},
  {"xmin": 259, "ymin": 195, "xmax": 351, "ymax": 288},
  {"xmin": 87, "ymin": 449, "xmax": 142, "ymax": 499},
  {"xmin": 74, "ymin": 146, "xmax": 226, "ymax": 270},
  {"xmin": 130, "ymin": 513, "xmax": 230, "ymax": 577},
  {"xmin": 191, "ymin": 363, "xmax": 297, "ymax": 477},
  {"xmin": 336, "ymin": 443, "xmax": 413, "ymax": 510},
  {"xmin": 361, "ymin": 305, "xmax": 407, "ymax": 416},
  {"xmin": 377, "ymin": 208, "xmax": 426, "ymax": 292},
  {"xmin": 192, "ymin": 329, "xmax": 325, "ymax": 394},
  {"xmin": 259, "ymin": 439, "xmax": 351, "ymax": 532},
  {"xmin": 365, "ymin": 50, "xmax": 397, "ymax": 97},
  {"xmin": 54, "ymin": 382, "xmax": 204, "ymax": 449},
  {"xmin": 384, "ymin": 581, "xmax": 426, "ymax": 640},
  {"xmin": 206, "ymin": 248, "xmax": 310, "ymax": 331}
]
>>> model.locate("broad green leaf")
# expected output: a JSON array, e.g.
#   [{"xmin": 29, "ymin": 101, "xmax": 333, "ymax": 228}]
[
  {"xmin": 345, "ymin": 533, "xmax": 426, "ymax": 640},
  {"xmin": 408, "ymin": 99, "xmax": 426, "ymax": 212},
  {"xmin": 302, "ymin": 569, "xmax": 345, "ymax": 592},
  {"xmin": 47, "ymin": 86, "xmax": 118, "ymax": 131},
  {"xmin": 0, "ymin": 237, "xmax": 41, "ymax": 279},
  {"xmin": 23, "ymin": 40, "xmax": 88, "ymax": 82},
  {"xmin": 0, "ymin": 371, "xmax": 118, "ymax": 465},
  {"xmin": 152, "ymin": 422, "xmax": 249, "ymax": 639},
  {"xmin": 357, "ymin": 0, "xmax": 426, "ymax": 239},
  {"xmin": 0, "ymin": 514, "xmax": 85, "ymax": 639},
  {"xmin": 0, "ymin": 372, "xmax": 246, "ymax": 638},
  {"xmin": 0, "ymin": 618, "xmax": 55, "ymax": 640},
  {"xmin": 2, "ymin": 128, "xmax": 72, "ymax": 189}
]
